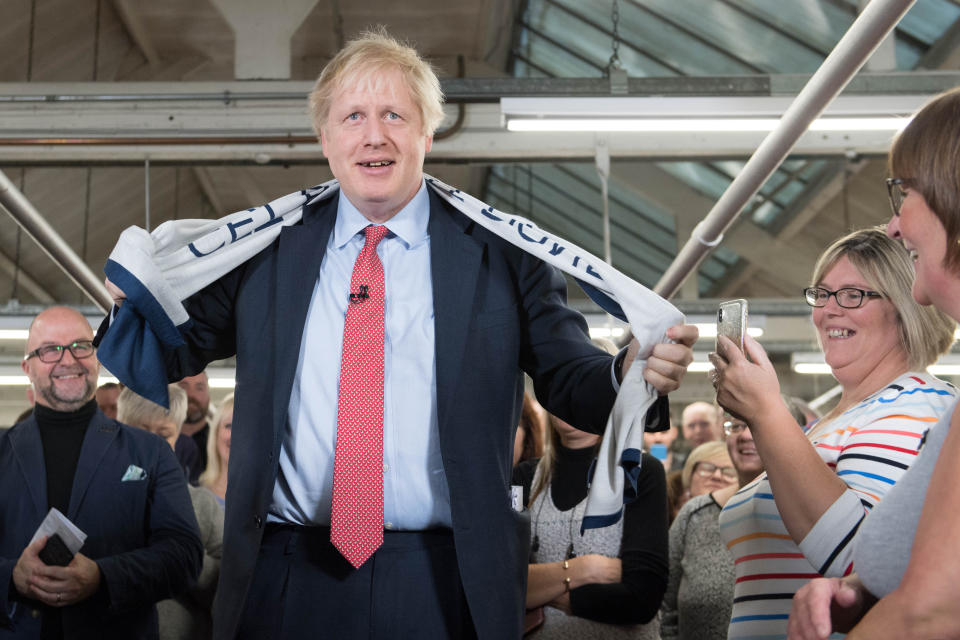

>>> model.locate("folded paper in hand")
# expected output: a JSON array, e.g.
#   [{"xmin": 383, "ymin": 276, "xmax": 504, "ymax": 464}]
[{"xmin": 30, "ymin": 507, "xmax": 87, "ymax": 556}]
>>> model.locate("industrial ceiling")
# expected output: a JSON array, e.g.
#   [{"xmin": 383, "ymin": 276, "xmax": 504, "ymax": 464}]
[{"xmin": 2, "ymin": 0, "xmax": 960, "ymax": 423}]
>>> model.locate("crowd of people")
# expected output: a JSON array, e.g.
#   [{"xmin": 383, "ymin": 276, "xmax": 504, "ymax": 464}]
[{"xmin": 3, "ymin": 26, "xmax": 960, "ymax": 640}]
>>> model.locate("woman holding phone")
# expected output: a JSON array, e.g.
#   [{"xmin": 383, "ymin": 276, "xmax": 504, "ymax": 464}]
[
  {"xmin": 789, "ymin": 87, "xmax": 960, "ymax": 640},
  {"xmin": 710, "ymin": 227, "xmax": 956, "ymax": 639}
]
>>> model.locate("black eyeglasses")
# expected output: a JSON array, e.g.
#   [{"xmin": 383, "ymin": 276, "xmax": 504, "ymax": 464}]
[
  {"xmin": 886, "ymin": 177, "xmax": 909, "ymax": 217},
  {"xmin": 723, "ymin": 420, "xmax": 748, "ymax": 436},
  {"xmin": 803, "ymin": 287, "xmax": 883, "ymax": 309},
  {"xmin": 23, "ymin": 340, "xmax": 95, "ymax": 363}
]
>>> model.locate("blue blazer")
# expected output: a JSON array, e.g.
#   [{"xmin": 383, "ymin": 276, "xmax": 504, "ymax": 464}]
[
  {"xmin": 151, "ymin": 189, "xmax": 620, "ymax": 639},
  {"xmin": 0, "ymin": 411, "xmax": 203, "ymax": 639}
]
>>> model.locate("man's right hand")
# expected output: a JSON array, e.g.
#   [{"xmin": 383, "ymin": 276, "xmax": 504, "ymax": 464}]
[
  {"xmin": 12, "ymin": 537, "xmax": 50, "ymax": 600},
  {"xmin": 12, "ymin": 538, "xmax": 101, "ymax": 607},
  {"xmin": 104, "ymin": 277, "xmax": 126, "ymax": 307}
]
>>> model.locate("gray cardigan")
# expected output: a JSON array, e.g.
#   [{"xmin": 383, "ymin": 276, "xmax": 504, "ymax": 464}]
[{"xmin": 660, "ymin": 493, "xmax": 735, "ymax": 640}]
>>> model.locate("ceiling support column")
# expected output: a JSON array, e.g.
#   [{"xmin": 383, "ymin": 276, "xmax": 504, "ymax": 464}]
[{"xmin": 210, "ymin": 0, "xmax": 320, "ymax": 79}]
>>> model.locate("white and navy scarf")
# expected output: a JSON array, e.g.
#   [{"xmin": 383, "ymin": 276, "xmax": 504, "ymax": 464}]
[{"xmin": 98, "ymin": 175, "xmax": 683, "ymax": 530}]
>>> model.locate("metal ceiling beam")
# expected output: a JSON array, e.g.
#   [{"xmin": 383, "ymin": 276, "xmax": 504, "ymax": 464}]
[
  {"xmin": 918, "ymin": 16, "xmax": 960, "ymax": 69},
  {"xmin": 0, "ymin": 170, "xmax": 112, "ymax": 312},
  {"xmin": 0, "ymin": 133, "xmax": 908, "ymax": 165},
  {"xmin": 610, "ymin": 162, "xmax": 819, "ymax": 291},
  {"xmin": 623, "ymin": 0, "xmax": 767, "ymax": 73},
  {"xmin": 0, "ymin": 71, "xmax": 956, "ymax": 163},
  {"xmin": 715, "ymin": 159, "xmax": 868, "ymax": 297},
  {"xmin": 0, "ymin": 247, "xmax": 55, "ymax": 304},
  {"xmin": 539, "ymin": 0, "xmax": 687, "ymax": 75},
  {"xmin": 109, "ymin": 0, "xmax": 161, "ymax": 68},
  {"xmin": 654, "ymin": 0, "xmax": 918, "ymax": 299},
  {"xmin": 209, "ymin": 0, "xmax": 320, "ymax": 79},
  {"xmin": 191, "ymin": 167, "xmax": 224, "ymax": 215},
  {"xmin": 825, "ymin": 0, "xmax": 927, "ymax": 50},
  {"xmin": 0, "ymin": 101, "xmax": 935, "ymax": 164},
  {"xmin": 520, "ymin": 21, "xmax": 607, "ymax": 74},
  {"xmin": 716, "ymin": 0, "xmax": 831, "ymax": 58},
  {"xmin": 2, "ymin": 72, "xmax": 958, "ymax": 102}
]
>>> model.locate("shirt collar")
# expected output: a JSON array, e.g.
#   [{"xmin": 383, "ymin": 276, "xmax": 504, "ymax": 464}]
[{"xmin": 333, "ymin": 179, "xmax": 430, "ymax": 250}]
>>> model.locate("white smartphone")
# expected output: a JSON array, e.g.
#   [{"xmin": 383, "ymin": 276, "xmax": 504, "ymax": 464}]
[{"xmin": 717, "ymin": 299, "xmax": 748, "ymax": 356}]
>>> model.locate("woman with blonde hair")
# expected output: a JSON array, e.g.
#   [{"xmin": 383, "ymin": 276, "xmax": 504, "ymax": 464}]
[
  {"xmin": 712, "ymin": 227, "xmax": 956, "ymax": 639},
  {"xmin": 199, "ymin": 393, "xmax": 233, "ymax": 507},
  {"xmin": 679, "ymin": 441, "xmax": 737, "ymax": 501},
  {"xmin": 790, "ymin": 87, "xmax": 960, "ymax": 639},
  {"xmin": 666, "ymin": 441, "xmax": 736, "ymax": 523}
]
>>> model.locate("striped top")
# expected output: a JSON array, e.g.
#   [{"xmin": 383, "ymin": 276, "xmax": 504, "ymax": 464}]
[{"xmin": 718, "ymin": 371, "xmax": 956, "ymax": 640}]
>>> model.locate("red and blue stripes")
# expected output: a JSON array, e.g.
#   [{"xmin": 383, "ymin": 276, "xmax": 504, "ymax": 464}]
[{"xmin": 719, "ymin": 371, "xmax": 956, "ymax": 639}]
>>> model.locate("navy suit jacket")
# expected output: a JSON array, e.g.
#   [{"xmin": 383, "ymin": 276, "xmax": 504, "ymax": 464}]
[
  {"xmin": 0, "ymin": 411, "xmax": 203, "ymax": 639},
  {"xmin": 154, "ymin": 189, "xmax": 620, "ymax": 639}
]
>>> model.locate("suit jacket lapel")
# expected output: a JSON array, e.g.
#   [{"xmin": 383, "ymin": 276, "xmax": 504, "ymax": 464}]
[
  {"xmin": 429, "ymin": 190, "xmax": 483, "ymax": 432},
  {"xmin": 9, "ymin": 417, "xmax": 48, "ymax": 520},
  {"xmin": 272, "ymin": 195, "xmax": 338, "ymax": 435},
  {"xmin": 67, "ymin": 411, "xmax": 118, "ymax": 521}
]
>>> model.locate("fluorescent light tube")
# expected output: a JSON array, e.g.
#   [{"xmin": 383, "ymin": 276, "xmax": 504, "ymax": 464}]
[
  {"xmin": 502, "ymin": 95, "xmax": 922, "ymax": 133},
  {"xmin": 693, "ymin": 324, "xmax": 764, "ymax": 339},
  {"xmin": 506, "ymin": 117, "xmax": 909, "ymax": 133}
]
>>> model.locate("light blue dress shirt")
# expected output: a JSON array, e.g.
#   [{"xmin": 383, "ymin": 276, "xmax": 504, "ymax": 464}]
[{"xmin": 269, "ymin": 180, "xmax": 452, "ymax": 530}]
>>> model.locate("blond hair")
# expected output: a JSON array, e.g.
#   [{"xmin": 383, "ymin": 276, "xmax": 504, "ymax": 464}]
[
  {"xmin": 117, "ymin": 384, "xmax": 187, "ymax": 433},
  {"xmin": 811, "ymin": 227, "xmax": 955, "ymax": 370},
  {"xmin": 308, "ymin": 27, "xmax": 445, "ymax": 137},
  {"xmin": 528, "ymin": 415, "xmax": 561, "ymax": 508},
  {"xmin": 681, "ymin": 441, "xmax": 731, "ymax": 490},
  {"xmin": 199, "ymin": 393, "xmax": 235, "ymax": 490}
]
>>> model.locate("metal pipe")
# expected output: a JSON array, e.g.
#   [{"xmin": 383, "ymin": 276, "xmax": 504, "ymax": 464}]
[
  {"xmin": 144, "ymin": 157, "xmax": 151, "ymax": 232},
  {"xmin": 1, "ymin": 73, "xmax": 955, "ymax": 106},
  {"xmin": 0, "ymin": 169, "xmax": 112, "ymax": 311},
  {"xmin": 0, "ymin": 135, "xmax": 319, "ymax": 146},
  {"xmin": 654, "ymin": 0, "xmax": 916, "ymax": 299}
]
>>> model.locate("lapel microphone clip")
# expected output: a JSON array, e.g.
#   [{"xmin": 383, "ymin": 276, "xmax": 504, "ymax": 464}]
[{"xmin": 349, "ymin": 284, "xmax": 370, "ymax": 304}]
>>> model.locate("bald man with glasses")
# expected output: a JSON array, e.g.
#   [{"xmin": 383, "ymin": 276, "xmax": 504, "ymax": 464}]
[{"xmin": 0, "ymin": 306, "xmax": 202, "ymax": 639}]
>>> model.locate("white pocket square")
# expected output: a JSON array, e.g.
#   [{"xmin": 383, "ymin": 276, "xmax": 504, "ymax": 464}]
[{"xmin": 121, "ymin": 465, "xmax": 147, "ymax": 482}]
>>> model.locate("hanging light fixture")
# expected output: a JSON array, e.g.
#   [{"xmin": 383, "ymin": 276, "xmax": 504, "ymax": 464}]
[{"xmin": 501, "ymin": 95, "xmax": 922, "ymax": 133}]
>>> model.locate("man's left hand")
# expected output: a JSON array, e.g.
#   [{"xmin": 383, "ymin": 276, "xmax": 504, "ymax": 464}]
[
  {"xmin": 25, "ymin": 552, "xmax": 101, "ymax": 608},
  {"xmin": 623, "ymin": 324, "xmax": 698, "ymax": 395}
]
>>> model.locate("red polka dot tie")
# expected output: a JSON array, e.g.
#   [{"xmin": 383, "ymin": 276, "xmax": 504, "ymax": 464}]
[{"xmin": 330, "ymin": 224, "xmax": 389, "ymax": 568}]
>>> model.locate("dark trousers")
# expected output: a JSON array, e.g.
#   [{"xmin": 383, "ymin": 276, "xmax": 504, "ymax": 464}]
[{"xmin": 236, "ymin": 524, "xmax": 477, "ymax": 640}]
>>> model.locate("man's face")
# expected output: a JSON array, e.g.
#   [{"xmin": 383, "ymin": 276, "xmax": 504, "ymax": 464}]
[
  {"xmin": 682, "ymin": 405, "xmax": 721, "ymax": 448},
  {"xmin": 319, "ymin": 67, "xmax": 433, "ymax": 223},
  {"xmin": 178, "ymin": 373, "xmax": 210, "ymax": 424},
  {"xmin": 96, "ymin": 386, "xmax": 120, "ymax": 420},
  {"xmin": 21, "ymin": 308, "xmax": 99, "ymax": 412}
]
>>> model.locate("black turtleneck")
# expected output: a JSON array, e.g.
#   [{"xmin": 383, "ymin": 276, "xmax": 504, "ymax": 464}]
[
  {"xmin": 34, "ymin": 399, "xmax": 97, "ymax": 513},
  {"xmin": 548, "ymin": 442, "xmax": 598, "ymax": 510},
  {"xmin": 514, "ymin": 443, "xmax": 669, "ymax": 625}
]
